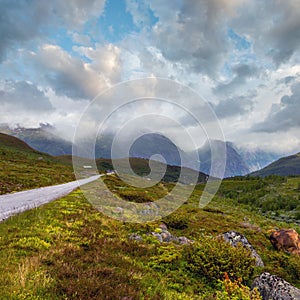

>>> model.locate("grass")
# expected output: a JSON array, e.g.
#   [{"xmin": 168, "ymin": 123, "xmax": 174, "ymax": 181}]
[
  {"xmin": 219, "ymin": 175, "xmax": 300, "ymax": 223},
  {"xmin": 0, "ymin": 175, "xmax": 299, "ymax": 299},
  {"xmin": 0, "ymin": 133, "xmax": 75, "ymax": 194},
  {"xmin": 0, "ymin": 133, "xmax": 299, "ymax": 298},
  {"xmin": 57, "ymin": 155, "xmax": 207, "ymax": 184}
]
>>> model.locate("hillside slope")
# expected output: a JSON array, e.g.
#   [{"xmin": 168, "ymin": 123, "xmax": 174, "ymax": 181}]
[
  {"xmin": 58, "ymin": 155, "xmax": 208, "ymax": 184},
  {"xmin": 0, "ymin": 133, "xmax": 75, "ymax": 194},
  {"xmin": 251, "ymin": 152, "xmax": 300, "ymax": 177},
  {"xmin": 0, "ymin": 124, "xmax": 72, "ymax": 156},
  {"xmin": 0, "ymin": 176, "xmax": 299, "ymax": 299}
]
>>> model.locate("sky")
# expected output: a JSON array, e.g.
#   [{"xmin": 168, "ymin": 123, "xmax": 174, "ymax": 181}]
[{"xmin": 0, "ymin": 0, "xmax": 299, "ymax": 154}]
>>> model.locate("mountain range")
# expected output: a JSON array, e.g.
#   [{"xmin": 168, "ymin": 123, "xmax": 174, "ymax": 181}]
[
  {"xmin": 0, "ymin": 123, "xmax": 72, "ymax": 156},
  {"xmin": 0, "ymin": 124, "xmax": 282, "ymax": 177},
  {"xmin": 0, "ymin": 132, "xmax": 207, "ymax": 185},
  {"xmin": 251, "ymin": 152, "xmax": 300, "ymax": 177}
]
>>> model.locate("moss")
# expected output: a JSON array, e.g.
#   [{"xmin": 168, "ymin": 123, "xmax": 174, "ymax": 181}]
[{"xmin": 0, "ymin": 175, "xmax": 299, "ymax": 298}]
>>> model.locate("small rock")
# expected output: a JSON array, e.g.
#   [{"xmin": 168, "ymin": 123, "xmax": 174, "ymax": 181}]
[
  {"xmin": 160, "ymin": 231, "xmax": 172, "ymax": 242},
  {"xmin": 129, "ymin": 233, "xmax": 143, "ymax": 242},
  {"xmin": 151, "ymin": 232, "xmax": 163, "ymax": 243},
  {"xmin": 178, "ymin": 236, "xmax": 193, "ymax": 245},
  {"xmin": 240, "ymin": 222, "xmax": 261, "ymax": 232},
  {"xmin": 159, "ymin": 223, "xmax": 168, "ymax": 231},
  {"xmin": 114, "ymin": 207, "xmax": 124, "ymax": 214},
  {"xmin": 139, "ymin": 203, "xmax": 159, "ymax": 216},
  {"xmin": 270, "ymin": 229, "xmax": 300, "ymax": 255},
  {"xmin": 252, "ymin": 272, "xmax": 300, "ymax": 300},
  {"xmin": 221, "ymin": 231, "xmax": 264, "ymax": 267},
  {"xmin": 151, "ymin": 224, "xmax": 193, "ymax": 244}
]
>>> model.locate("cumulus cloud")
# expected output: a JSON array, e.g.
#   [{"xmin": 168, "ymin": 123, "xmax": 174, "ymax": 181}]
[
  {"xmin": 253, "ymin": 81, "xmax": 300, "ymax": 132},
  {"xmin": 229, "ymin": 0, "xmax": 300, "ymax": 66},
  {"xmin": 277, "ymin": 75, "xmax": 297, "ymax": 86},
  {"xmin": 0, "ymin": 0, "xmax": 45, "ymax": 62},
  {"xmin": 214, "ymin": 91, "xmax": 256, "ymax": 119},
  {"xmin": 54, "ymin": 0, "xmax": 106, "ymax": 28},
  {"xmin": 214, "ymin": 64, "xmax": 259, "ymax": 95},
  {"xmin": 145, "ymin": 0, "xmax": 244, "ymax": 77},
  {"xmin": 30, "ymin": 44, "xmax": 121, "ymax": 99},
  {"xmin": 73, "ymin": 44, "xmax": 122, "ymax": 83},
  {"xmin": 0, "ymin": 0, "xmax": 105, "ymax": 62},
  {"xmin": 132, "ymin": 0, "xmax": 300, "ymax": 79},
  {"xmin": 0, "ymin": 0, "xmax": 300, "ymax": 154},
  {"xmin": 0, "ymin": 80, "xmax": 53, "ymax": 111},
  {"xmin": 125, "ymin": 0, "xmax": 156, "ymax": 28}
]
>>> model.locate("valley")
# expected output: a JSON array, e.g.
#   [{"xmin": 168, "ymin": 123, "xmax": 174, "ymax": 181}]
[
  {"xmin": 0, "ymin": 133, "xmax": 299, "ymax": 299},
  {"xmin": 0, "ymin": 125, "xmax": 281, "ymax": 177}
]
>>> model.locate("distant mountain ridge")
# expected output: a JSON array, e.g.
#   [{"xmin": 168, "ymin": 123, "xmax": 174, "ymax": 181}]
[
  {"xmin": 251, "ymin": 152, "xmax": 300, "ymax": 177},
  {"xmin": 0, "ymin": 124, "xmax": 281, "ymax": 177},
  {"xmin": 237, "ymin": 147, "xmax": 280, "ymax": 173},
  {"xmin": 195, "ymin": 140, "xmax": 249, "ymax": 178},
  {"xmin": 0, "ymin": 123, "xmax": 72, "ymax": 156}
]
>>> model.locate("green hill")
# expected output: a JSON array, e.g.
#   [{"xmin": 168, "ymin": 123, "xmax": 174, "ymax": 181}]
[
  {"xmin": 0, "ymin": 132, "xmax": 206, "ymax": 195},
  {"xmin": 0, "ymin": 132, "xmax": 37, "ymax": 152},
  {"xmin": 0, "ymin": 133, "xmax": 75, "ymax": 194},
  {"xmin": 58, "ymin": 155, "xmax": 208, "ymax": 184},
  {"xmin": 0, "ymin": 124, "xmax": 72, "ymax": 156},
  {"xmin": 251, "ymin": 152, "xmax": 300, "ymax": 177}
]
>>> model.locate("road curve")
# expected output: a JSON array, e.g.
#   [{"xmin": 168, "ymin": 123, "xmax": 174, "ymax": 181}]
[{"xmin": 0, "ymin": 175, "xmax": 101, "ymax": 221}]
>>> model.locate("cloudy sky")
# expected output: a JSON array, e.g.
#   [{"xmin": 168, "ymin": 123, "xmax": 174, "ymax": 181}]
[{"xmin": 0, "ymin": 0, "xmax": 299, "ymax": 154}]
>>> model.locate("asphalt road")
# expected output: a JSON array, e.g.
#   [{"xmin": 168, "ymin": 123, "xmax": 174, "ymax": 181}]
[{"xmin": 0, "ymin": 175, "xmax": 101, "ymax": 221}]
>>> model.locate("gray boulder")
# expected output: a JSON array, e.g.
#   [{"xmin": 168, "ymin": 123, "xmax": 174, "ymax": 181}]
[
  {"xmin": 151, "ymin": 224, "xmax": 193, "ymax": 245},
  {"xmin": 221, "ymin": 230, "xmax": 264, "ymax": 267},
  {"xmin": 252, "ymin": 272, "xmax": 300, "ymax": 300},
  {"xmin": 129, "ymin": 224, "xmax": 193, "ymax": 245}
]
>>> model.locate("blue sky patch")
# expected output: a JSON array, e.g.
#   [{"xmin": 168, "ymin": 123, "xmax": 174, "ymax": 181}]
[
  {"xmin": 228, "ymin": 28, "xmax": 251, "ymax": 51},
  {"xmin": 97, "ymin": 0, "xmax": 138, "ymax": 43}
]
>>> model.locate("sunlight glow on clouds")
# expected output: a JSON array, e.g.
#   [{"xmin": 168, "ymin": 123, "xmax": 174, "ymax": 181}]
[{"xmin": 0, "ymin": 0, "xmax": 299, "ymax": 154}]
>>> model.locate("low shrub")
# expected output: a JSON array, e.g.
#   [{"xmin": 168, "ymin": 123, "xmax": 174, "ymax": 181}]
[
  {"xmin": 185, "ymin": 237, "xmax": 256, "ymax": 284},
  {"xmin": 215, "ymin": 273, "xmax": 262, "ymax": 300},
  {"xmin": 162, "ymin": 211, "xmax": 189, "ymax": 230}
]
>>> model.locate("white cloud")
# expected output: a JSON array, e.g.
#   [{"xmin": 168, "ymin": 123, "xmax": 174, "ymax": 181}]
[
  {"xmin": 0, "ymin": 0, "xmax": 106, "ymax": 62},
  {"xmin": 145, "ymin": 0, "xmax": 245, "ymax": 77},
  {"xmin": 30, "ymin": 44, "xmax": 120, "ymax": 99},
  {"xmin": 0, "ymin": 0, "xmax": 300, "ymax": 154}
]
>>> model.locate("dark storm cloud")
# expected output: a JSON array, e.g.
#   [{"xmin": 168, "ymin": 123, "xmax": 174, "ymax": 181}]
[
  {"xmin": 0, "ymin": 80, "xmax": 53, "ymax": 111},
  {"xmin": 229, "ymin": 0, "xmax": 300, "ymax": 66},
  {"xmin": 277, "ymin": 76, "xmax": 297, "ymax": 85},
  {"xmin": 148, "ymin": 0, "xmax": 240, "ymax": 77},
  {"xmin": 147, "ymin": 0, "xmax": 300, "ymax": 77},
  {"xmin": 213, "ymin": 64, "xmax": 259, "ymax": 95},
  {"xmin": 253, "ymin": 82, "xmax": 300, "ymax": 132},
  {"xmin": 0, "ymin": 0, "xmax": 47, "ymax": 62},
  {"xmin": 214, "ymin": 91, "xmax": 256, "ymax": 119}
]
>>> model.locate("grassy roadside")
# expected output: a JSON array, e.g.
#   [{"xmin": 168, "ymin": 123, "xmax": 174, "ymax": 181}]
[
  {"xmin": 0, "ymin": 176, "xmax": 299, "ymax": 299},
  {"xmin": 0, "ymin": 133, "xmax": 75, "ymax": 194}
]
